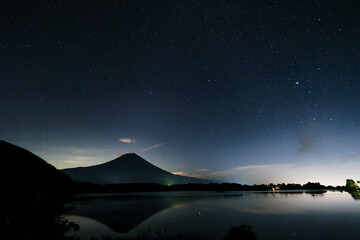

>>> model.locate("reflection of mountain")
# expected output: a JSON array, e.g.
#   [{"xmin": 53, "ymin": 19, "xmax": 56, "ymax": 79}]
[
  {"xmin": 62, "ymin": 153, "xmax": 207, "ymax": 185},
  {"xmin": 69, "ymin": 193, "xmax": 231, "ymax": 233},
  {"xmin": 70, "ymin": 196, "xmax": 173, "ymax": 233}
]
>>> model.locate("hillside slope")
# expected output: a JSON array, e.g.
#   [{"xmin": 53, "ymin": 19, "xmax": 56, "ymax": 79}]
[{"xmin": 61, "ymin": 153, "xmax": 207, "ymax": 185}]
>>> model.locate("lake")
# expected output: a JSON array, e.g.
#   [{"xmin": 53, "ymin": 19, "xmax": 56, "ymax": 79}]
[{"xmin": 66, "ymin": 191, "xmax": 360, "ymax": 240}]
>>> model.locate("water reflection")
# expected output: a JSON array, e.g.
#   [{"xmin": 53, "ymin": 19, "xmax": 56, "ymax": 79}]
[
  {"xmin": 68, "ymin": 195, "xmax": 173, "ymax": 233},
  {"xmin": 349, "ymin": 190, "xmax": 360, "ymax": 200},
  {"xmin": 67, "ymin": 191, "xmax": 360, "ymax": 240},
  {"xmin": 68, "ymin": 192, "xmax": 236, "ymax": 234}
]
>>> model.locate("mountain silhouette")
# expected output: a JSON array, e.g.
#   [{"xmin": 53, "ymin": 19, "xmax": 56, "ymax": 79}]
[
  {"xmin": 0, "ymin": 140, "xmax": 73, "ymax": 193},
  {"xmin": 0, "ymin": 140, "xmax": 77, "ymax": 240},
  {"xmin": 61, "ymin": 153, "xmax": 208, "ymax": 185}
]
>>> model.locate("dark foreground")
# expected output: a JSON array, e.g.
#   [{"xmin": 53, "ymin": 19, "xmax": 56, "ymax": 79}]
[{"xmin": 88, "ymin": 224, "xmax": 257, "ymax": 240}]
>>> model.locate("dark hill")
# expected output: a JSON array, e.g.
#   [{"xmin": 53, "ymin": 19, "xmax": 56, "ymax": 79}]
[
  {"xmin": 0, "ymin": 140, "xmax": 77, "ymax": 240},
  {"xmin": 61, "ymin": 153, "xmax": 208, "ymax": 185},
  {"xmin": 0, "ymin": 140, "xmax": 73, "ymax": 194}
]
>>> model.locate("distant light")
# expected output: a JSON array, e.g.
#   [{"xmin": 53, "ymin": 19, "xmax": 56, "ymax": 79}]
[{"xmin": 295, "ymin": 81, "xmax": 299, "ymax": 85}]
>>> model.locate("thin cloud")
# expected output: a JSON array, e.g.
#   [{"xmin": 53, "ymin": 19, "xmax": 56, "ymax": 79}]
[
  {"xmin": 341, "ymin": 152, "xmax": 357, "ymax": 162},
  {"xmin": 139, "ymin": 143, "xmax": 164, "ymax": 152},
  {"xmin": 114, "ymin": 153, "xmax": 125, "ymax": 157},
  {"xmin": 62, "ymin": 156, "xmax": 101, "ymax": 165},
  {"xmin": 191, "ymin": 164, "xmax": 293, "ymax": 179},
  {"xmin": 195, "ymin": 168, "xmax": 210, "ymax": 172},
  {"xmin": 119, "ymin": 138, "xmax": 137, "ymax": 144},
  {"xmin": 43, "ymin": 146, "xmax": 115, "ymax": 154},
  {"xmin": 172, "ymin": 171, "xmax": 188, "ymax": 176},
  {"xmin": 297, "ymin": 136, "xmax": 316, "ymax": 155},
  {"xmin": 232, "ymin": 164, "xmax": 290, "ymax": 171},
  {"xmin": 69, "ymin": 156, "xmax": 99, "ymax": 161}
]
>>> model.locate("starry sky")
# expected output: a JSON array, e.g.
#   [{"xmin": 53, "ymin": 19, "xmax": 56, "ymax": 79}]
[{"xmin": 1, "ymin": 0, "xmax": 360, "ymax": 186}]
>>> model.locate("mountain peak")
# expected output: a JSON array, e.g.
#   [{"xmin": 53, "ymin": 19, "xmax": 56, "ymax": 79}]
[
  {"xmin": 113, "ymin": 153, "xmax": 141, "ymax": 159},
  {"xmin": 62, "ymin": 153, "xmax": 208, "ymax": 185},
  {"xmin": 123, "ymin": 152, "xmax": 137, "ymax": 156},
  {"xmin": 111, "ymin": 153, "xmax": 147, "ymax": 163},
  {"xmin": 122, "ymin": 153, "xmax": 140, "ymax": 157}
]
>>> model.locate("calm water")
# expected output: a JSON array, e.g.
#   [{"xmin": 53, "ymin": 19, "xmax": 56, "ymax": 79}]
[{"xmin": 66, "ymin": 191, "xmax": 360, "ymax": 240}]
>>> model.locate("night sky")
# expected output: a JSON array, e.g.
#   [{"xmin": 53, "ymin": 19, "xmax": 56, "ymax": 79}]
[{"xmin": 2, "ymin": 1, "xmax": 360, "ymax": 185}]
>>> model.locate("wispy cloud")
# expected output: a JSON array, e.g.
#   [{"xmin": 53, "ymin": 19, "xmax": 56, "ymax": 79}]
[
  {"xmin": 139, "ymin": 143, "xmax": 164, "ymax": 152},
  {"xmin": 69, "ymin": 156, "xmax": 99, "ymax": 161},
  {"xmin": 340, "ymin": 151, "xmax": 357, "ymax": 162},
  {"xmin": 119, "ymin": 138, "xmax": 137, "ymax": 144},
  {"xmin": 297, "ymin": 136, "xmax": 316, "ymax": 155},
  {"xmin": 191, "ymin": 164, "xmax": 293, "ymax": 179},
  {"xmin": 43, "ymin": 146, "xmax": 115, "ymax": 154},
  {"xmin": 40, "ymin": 146, "xmax": 127, "ymax": 169},
  {"xmin": 62, "ymin": 156, "xmax": 101, "ymax": 165},
  {"xmin": 114, "ymin": 153, "xmax": 125, "ymax": 157},
  {"xmin": 231, "ymin": 164, "xmax": 290, "ymax": 171},
  {"xmin": 195, "ymin": 168, "xmax": 210, "ymax": 172},
  {"xmin": 172, "ymin": 171, "xmax": 188, "ymax": 176}
]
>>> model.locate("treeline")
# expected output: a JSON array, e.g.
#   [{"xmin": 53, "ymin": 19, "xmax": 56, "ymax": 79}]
[
  {"xmin": 269, "ymin": 182, "xmax": 345, "ymax": 190},
  {"xmin": 73, "ymin": 181, "xmax": 345, "ymax": 194}
]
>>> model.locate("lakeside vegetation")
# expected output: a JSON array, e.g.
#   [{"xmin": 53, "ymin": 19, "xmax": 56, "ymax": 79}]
[
  {"xmin": 346, "ymin": 179, "xmax": 360, "ymax": 190},
  {"xmin": 73, "ymin": 181, "xmax": 345, "ymax": 194},
  {"xmin": 346, "ymin": 179, "xmax": 360, "ymax": 200}
]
